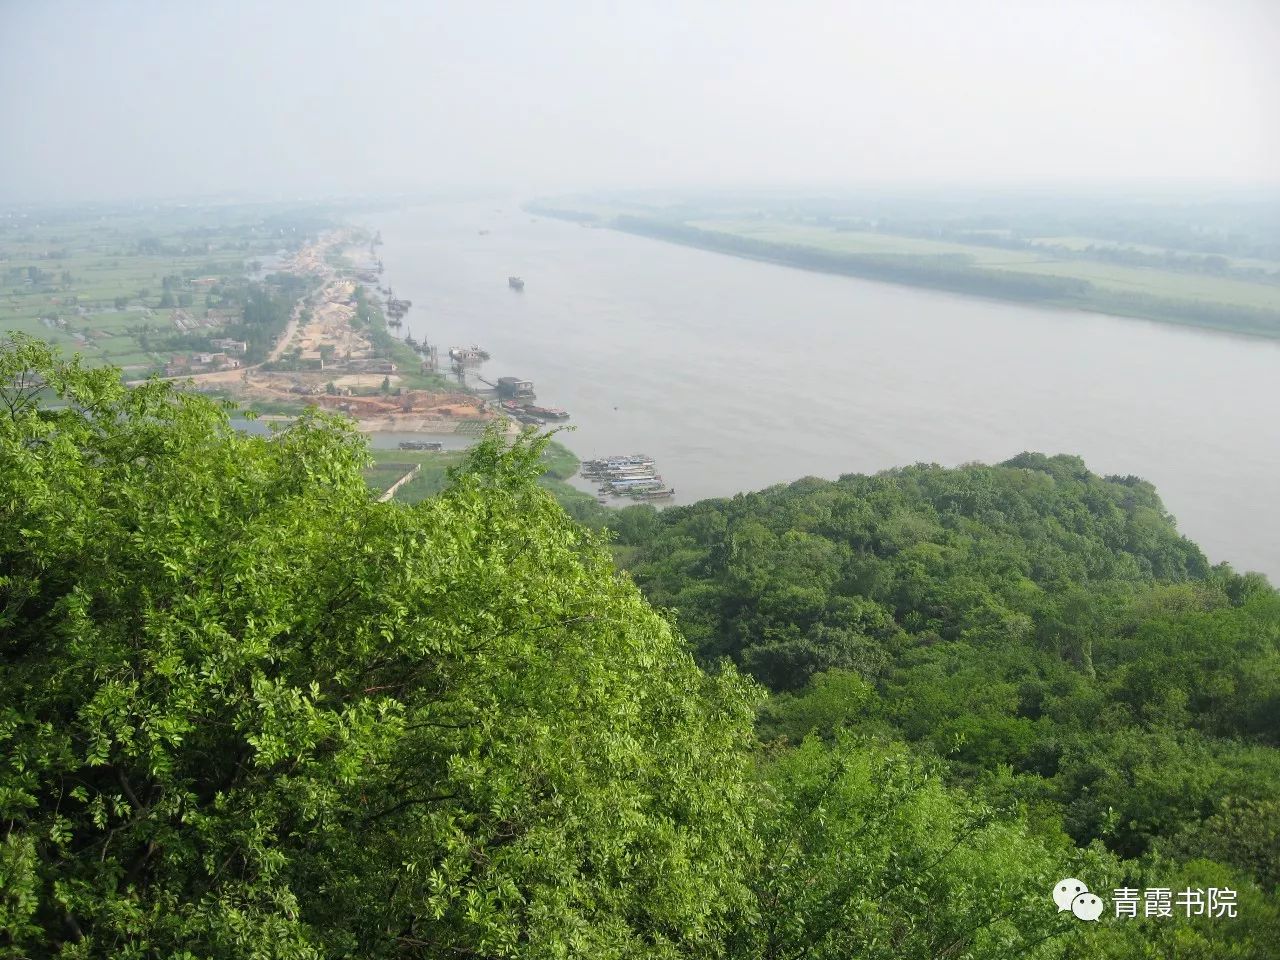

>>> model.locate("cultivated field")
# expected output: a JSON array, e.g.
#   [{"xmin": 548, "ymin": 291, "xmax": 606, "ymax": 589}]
[
  {"xmin": 690, "ymin": 220, "xmax": 1280, "ymax": 312},
  {"xmin": 1, "ymin": 207, "xmax": 285, "ymax": 372}
]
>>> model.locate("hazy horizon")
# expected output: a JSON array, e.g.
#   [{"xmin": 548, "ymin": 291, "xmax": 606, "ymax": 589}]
[{"xmin": 2, "ymin": 0, "xmax": 1277, "ymax": 203}]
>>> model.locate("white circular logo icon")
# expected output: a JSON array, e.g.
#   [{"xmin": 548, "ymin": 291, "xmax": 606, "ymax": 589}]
[
  {"xmin": 1053, "ymin": 878, "xmax": 1088, "ymax": 912},
  {"xmin": 1072, "ymin": 891, "xmax": 1105, "ymax": 921}
]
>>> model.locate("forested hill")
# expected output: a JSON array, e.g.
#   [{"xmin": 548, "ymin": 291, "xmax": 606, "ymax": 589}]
[
  {"xmin": 4, "ymin": 336, "xmax": 1278, "ymax": 958},
  {"xmin": 614, "ymin": 453, "xmax": 1218, "ymax": 691},
  {"xmin": 610, "ymin": 454, "xmax": 1280, "ymax": 930}
]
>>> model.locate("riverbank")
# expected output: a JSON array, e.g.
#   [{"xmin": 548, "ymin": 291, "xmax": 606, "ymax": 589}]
[
  {"xmin": 368, "ymin": 200, "xmax": 1280, "ymax": 578},
  {"xmin": 174, "ymin": 231, "xmax": 517, "ymax": 438},
  {"xmin": 528, "ymin": 206, "xmax": 1280, "ymax": 340}
]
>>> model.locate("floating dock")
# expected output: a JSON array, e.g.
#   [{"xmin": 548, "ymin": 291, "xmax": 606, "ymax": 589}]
[{"xmin": 584, "ymin": 453, "xmax": 675, "ymax": 504}]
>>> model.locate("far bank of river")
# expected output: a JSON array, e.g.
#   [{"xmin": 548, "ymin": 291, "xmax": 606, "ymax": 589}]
[
  {"xmin": 533, "ymin": 209, "xmax": 1280, "ymax": 341},
  {"xmin": 362, "ymin": 199, "xmax": 1280, "ymax": 581}
]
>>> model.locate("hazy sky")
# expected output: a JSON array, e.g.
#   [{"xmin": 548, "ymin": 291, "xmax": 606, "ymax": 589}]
[{"xmin": 1, "ymin": 0, "xmax": 1276, "ymax": 201}]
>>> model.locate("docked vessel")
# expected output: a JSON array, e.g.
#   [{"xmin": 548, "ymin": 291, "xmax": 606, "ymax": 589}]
[
  {"xmin": 630, "ymin": 488, "xmax": 675, "ymax": 501},
  {"xmin": 601, "ymin": 479, "xmax": 664, "ymax": 493},
  {"xmin": 495, "ymin": 376, "xmax": 535, "ymax": 399},
  {"xmin": 585, "ymin": 462, "xmax": 655, "ymax": 473},
  {"xmin": 522, "ymin": 404, "xmax": 570, "ymax": 421},
  {"xmin": 582, "ymin": 455, "xmax": 654, "ymax": 477},
  {"xmin": 590, "ymin": 464, "xmax": 657, "ymax": 479},
  {"xmin": 583, "ymin": 452, "xmax": 672, "ymax": 503},
  {"xmin": 386, "ymin": 297, "xmax": 411, "ymax": 321},
  {"xmin": 498, "ymin": 398, "xmax": 570, "ymax": 423},
  {"xmin": 449, "ymin": 345, "xmax": 491, "ymax": 363}
]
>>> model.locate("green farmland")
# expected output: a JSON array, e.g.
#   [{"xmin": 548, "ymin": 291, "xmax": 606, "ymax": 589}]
[
  {"xmin": 0, "ymin": 204, "xmax": 317, "ymax": 373},
  {"xmin": 531, "ymin": 191, "xmax": 1280, "ymax": 338},
  {"xmin": 691, "ymin": 219, "xmax": 1280, "ymax": 313},
  {"xmin": 363, "ymin": 438, "xmax": 605, "ymax": 519}
]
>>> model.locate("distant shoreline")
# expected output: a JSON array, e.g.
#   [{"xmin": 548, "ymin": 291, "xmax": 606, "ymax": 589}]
[{"xmin": 529, "ymin": 206, "xmax": 1280, "ymax": 341}]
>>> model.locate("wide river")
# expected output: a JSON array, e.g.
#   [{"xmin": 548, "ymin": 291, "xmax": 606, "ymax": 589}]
[{"xmin": 371, "ymin": 200, "xmax": 1280, "ymax": 580}]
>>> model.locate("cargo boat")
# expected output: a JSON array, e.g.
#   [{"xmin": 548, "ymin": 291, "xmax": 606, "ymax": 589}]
[
  {"xmin": 523, "ymin": 404, "xmax": 570, "ymax": 421},
  {"xmin": 508, "ymin": 276, "xmax": 525, "ymax": 290},
  {"xmin": 398, "ymin": 441, "xmax": 443, "ymax": 451}
]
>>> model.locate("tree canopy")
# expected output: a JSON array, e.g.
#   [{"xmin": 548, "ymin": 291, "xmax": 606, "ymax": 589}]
[
  {"xmin": 0, "ymin": 338, "xmax": 756, "ymax": 958},
  {"xmin": 3, "ymin": 336, "xmax": 1277, "ymax": 958}
]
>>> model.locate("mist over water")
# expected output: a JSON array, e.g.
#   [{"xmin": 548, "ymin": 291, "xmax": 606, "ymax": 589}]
[{"xmin": 372, "ymin": 200, "xmax": 1280, "ymax": 580}]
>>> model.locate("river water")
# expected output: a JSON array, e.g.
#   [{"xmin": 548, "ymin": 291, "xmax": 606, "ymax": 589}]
[{"xmin": 369, "ymin": 200, "xmax": 1280, "ymax": 580}]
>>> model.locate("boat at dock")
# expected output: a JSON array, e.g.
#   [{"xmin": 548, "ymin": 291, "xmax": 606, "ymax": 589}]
[
  {"xmin": 596, "ymin": 465, "xmax": 657, "ymax": 477},
  {"xmin": 630, "ymin": 488, "xmax": 675, "ymax": 501},
  {"xmin": 449, "ymin": 345, "xmax": 490, "ymax": 362},
  {"xmin": 602, "ymin": 480, "xmax": 664, "ymax": 493},
  {"xmin": 583, "ymin": 452, "xmax": 671, "ymax": 500},
  {"xmin": 582, "ymin": 461, "xmax": 655, "ymax": 477},
  {"xmin": 495, "ymin": 377, "xmax": 535, "ymax": 399},
  {"xmin": 522, "ymin": 404, "xmax": 570, "ymax": 421},
  {"xmin": 584, "ymin": 454, "xmax": 653, "ymax": 469},
  {"xmin": 595, "ymin": 475, "xmax": 658, "ymax": 486},
  {"xmin": 508, "ymin": 276, "xmax": 525, "ymax": 290},
  {"xmin": 498, "ymin": 398, "xmax": 570, "ymax": 422}
]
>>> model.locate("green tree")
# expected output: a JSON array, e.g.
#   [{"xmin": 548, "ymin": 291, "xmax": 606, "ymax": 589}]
[
  {"xmin": 735, "ymin": 733, "xmax": 1094, "ymax": 960},
  {"xmin": 0, "ymin": 337, "xmax": 758, "ymax": 958}
]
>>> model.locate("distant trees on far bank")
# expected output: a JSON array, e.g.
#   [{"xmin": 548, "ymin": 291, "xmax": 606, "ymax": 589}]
[{"xmin": 608, "ymin": 216, "xmax": 1280, "ymax": 339}]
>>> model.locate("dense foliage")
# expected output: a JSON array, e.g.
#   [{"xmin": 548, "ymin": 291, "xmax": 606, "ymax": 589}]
[
  {"xmin": 3, "ymin": 337, "xmax": 1277, "ymax": 957},
  {"xmin": 1, "ymin": 339, "xmax": 755, "ymax": 957},
  {"xmin": 616, "ymin": 454, "xmax": 1280, "ymax": 955}
]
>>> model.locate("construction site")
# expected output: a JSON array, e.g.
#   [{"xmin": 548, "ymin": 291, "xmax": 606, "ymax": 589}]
[
  {"xmin": 245, "ymin": 291, "xmax": 497, "ymax": 432},
  {"xmin": 179, "ymin": 232, "xmax": 508, "ymax": 436}
]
